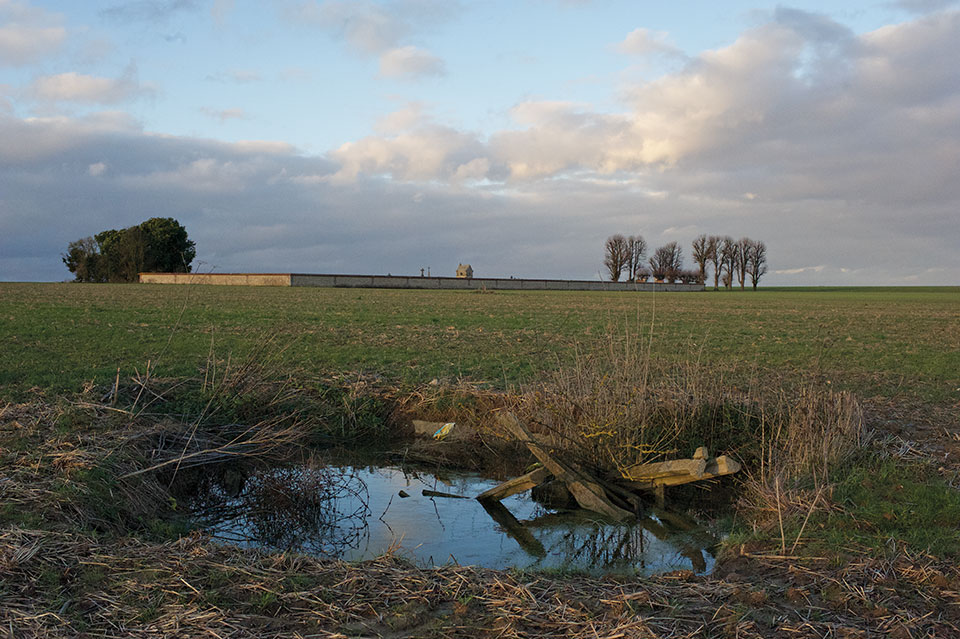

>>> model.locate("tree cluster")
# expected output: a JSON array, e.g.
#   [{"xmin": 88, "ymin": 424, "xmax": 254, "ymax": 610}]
[
  {"xmin": 62, "ymin": 217, "xmax": 196, "ymax": 283},
  {"xmin": 692, "ymin": 235, "xmax": 767, "ymax": 290},
  {"xmin": 603, "ymin": 233, "xmax": 768, "ymax": 289},
  {"xmin": 602, "ymin": 234, "xmax": 648, "ymax": 281}
]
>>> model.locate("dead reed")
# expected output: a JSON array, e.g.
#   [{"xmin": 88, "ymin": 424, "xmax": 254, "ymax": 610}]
[{"xmin": 517, "ymin": 323, "xmax": 868, "ymax": 533}]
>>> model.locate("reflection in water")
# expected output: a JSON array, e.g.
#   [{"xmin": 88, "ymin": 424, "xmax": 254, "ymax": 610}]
[
  {"xmin": 189, "ymin": 465, "xmax": 370, "ymax": 557},
  {"xmin": 185, "ymin": 464, "xmax": 722, "ymax": 575}
]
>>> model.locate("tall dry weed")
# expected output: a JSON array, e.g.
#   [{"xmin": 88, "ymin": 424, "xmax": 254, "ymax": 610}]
[{"xmin": 523, "ymin": 321, "xmax": 867, "ymax": 523}]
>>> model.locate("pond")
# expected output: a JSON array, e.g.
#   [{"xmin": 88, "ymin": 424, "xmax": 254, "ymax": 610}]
[{"xmin": 183, "ymin": 463, "xmax": 724, "ymax": 576}]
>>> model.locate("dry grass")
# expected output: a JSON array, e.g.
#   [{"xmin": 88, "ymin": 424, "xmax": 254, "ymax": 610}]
[
  {"xmin": 518, "ymin": 327, "xmax": 866, "ymax": 483},
  {"xmin": 2, "ymin": 525, "xmax": 958, "ymax": 638}
]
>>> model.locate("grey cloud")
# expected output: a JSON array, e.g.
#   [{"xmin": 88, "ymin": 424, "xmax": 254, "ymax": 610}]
[
  {"xmin": 2, "ymin": 109, "xmax": 957, "ymax": 287},
  {"xmin": 772, "ymin": 8, "xmax": 854, "ymax": 44}
]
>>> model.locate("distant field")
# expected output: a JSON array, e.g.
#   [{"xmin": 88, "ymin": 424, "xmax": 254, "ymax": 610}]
[{"xmin": 0, "ymin": 282, "xmax": 957, "ymax": 404}]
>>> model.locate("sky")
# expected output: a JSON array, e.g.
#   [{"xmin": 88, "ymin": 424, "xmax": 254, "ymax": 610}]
[{"xmin": 1, "ymin": 0, "xmax": 958, "ymax": 285}]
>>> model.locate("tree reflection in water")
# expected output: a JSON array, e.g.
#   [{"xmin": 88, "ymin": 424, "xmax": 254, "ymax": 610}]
[
  {"xmin": 520, "ymin": 510, "xmax": 714, "ymax": 573},
  {"xmin": 190, "ymin": 464, "xmax": 370, "ymax": 556}
]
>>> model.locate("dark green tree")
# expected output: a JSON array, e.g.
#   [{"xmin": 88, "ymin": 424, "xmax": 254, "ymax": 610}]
[
  {"xmin": 139, "ymin": 217, "xmax": 196, "ymax": 273},
  {"xmin": 64, "ymin": 218, "xmax": 195, "ymax": 283},
  {"xmin": 61, "ymin": 237, "xmax": 107, "ymax": 282}
]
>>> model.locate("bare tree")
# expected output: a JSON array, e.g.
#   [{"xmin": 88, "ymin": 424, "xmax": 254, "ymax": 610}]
[
  {"xmin": 603, "ymin": 234, "xmax": 630, "ymax": 281},
  {"xmin": 707, "ymin": 235, "xmax": 722, "ymax": 290},
  {"xmin": 649, "ymin": 242, "xmax": 683, "ymax": 282},
  {"xmin": 626, "ymin": 235, "xmax": 647, "ymax": 281},
  {"xmin": 735, "ymin": 237, "xmax": 752, "ymax": 290},
  {"xmin": 747, "ymin": 240, "xmax": 768, "ymax": 290},
  {"xmin": 691, "ymin": 235, "xmax": 714, "ymax": 285},
  {"xmin": 719, "ymin": 236, "xmax": 737, "ymax": 289}
]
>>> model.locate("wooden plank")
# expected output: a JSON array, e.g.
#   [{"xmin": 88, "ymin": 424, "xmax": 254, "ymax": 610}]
[
  {"xmin": 620, "ymin": 456, "xmax": 741, "ymax": 490},
  {"xmin": 619, "ymin": 458, "xmax": 707, "ymax": 482},
  {"xmin": 476, "ymin": 466, "xmax": 553, "ymax": 502},
  {"xmin": 496, "ymin": 412, "xmax": 634, "ymax": 521}
]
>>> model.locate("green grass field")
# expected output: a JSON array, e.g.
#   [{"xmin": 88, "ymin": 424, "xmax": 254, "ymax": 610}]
[{"xmin": 1, "ymin": 282, "xmax": 957, "ymax": 406}]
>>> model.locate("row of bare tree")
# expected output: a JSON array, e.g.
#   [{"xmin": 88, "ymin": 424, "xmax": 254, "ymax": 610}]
[{"xmin": 603, "ymin": 234, "xmax": 768, "ymax": 289}]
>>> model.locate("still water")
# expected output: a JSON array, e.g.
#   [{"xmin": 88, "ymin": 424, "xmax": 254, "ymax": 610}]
[{"xmin": 185, "ymin": 464, "xmax": 721, "ymax": 576}]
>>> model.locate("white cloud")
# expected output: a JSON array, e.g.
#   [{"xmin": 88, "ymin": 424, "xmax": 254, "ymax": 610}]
[
  {"xmin": 28, "ymin": 65, "xmax": 153, "ymax": 104},
  {"xmin": 615, "ymin": 28, "xmax": 685, "ymax": 59},
  {"xmin": 329, "ymin": 123, "xmax": 487, "ymax": 182},
  {"xmin": 88, "ymin": 161, "xmax": 106, "ymax": 176},
  {"xmin": 375, "ymin": 102, "xmax": 428, "ymax": 133},
  {"xmin": 0, "ymin": 0, "xmax": 66, "ymax": 66},
  {"xmin": 378, "ymin": 45, "xmax": 444, "ymax": 78}
]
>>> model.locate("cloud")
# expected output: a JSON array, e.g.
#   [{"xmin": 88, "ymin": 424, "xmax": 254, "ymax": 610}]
[
  {"xmin": 287, "ymin": 0, "xmax": 404, "ymax": 54},
  {"xmin": 200, "ymin": 107, "xmax": 248, "ymax": 122},
  {"xmin": 99, "ymin": 0, "xmax": 199, "ymax": 23},
  {"xmin": 204, "ymin": 69, "xmax": 262, "ymax": 83},
  {"xmin": 615, "ymin": 28, "xmax": 685, "ymax": 59},
  {"xmin": 88, "ymin": 161, "xmax": 106, "ymax": 176},
  {"xmin": 210, "ymin": 0, "xmax": 234, "ymax": 24},
  {"xmin": 283, "ymin": 0, "xmax": 454, "ymax": 81},
  {"xmin": 0, "ymin": 0, "xmax": 66, "ymax": 66},
  {"xmin": 889, "ymin": 0, "xmax": 959, "ymax": 14},
  {"xmin": 329, "ymin": 123, "xmax": 489, "ymax": 182},
  {"xmin": 379, "ymin": 45, "xmax": 445, "ymax": 78},
  {"xmin": 4, "ymin": 10, "xmax": 960, "ymax": 286},
  {"xmin": 27, "ymin": 65, "xmax": 153, "ymax": 104},
  {"xmin": 375, "ymin": 102, "xmax": 428, "ymax": 133}
]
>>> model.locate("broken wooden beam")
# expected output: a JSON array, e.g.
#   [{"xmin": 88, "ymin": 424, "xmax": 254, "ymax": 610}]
[
  {"xmin": 496, "ymin": 411, "xmax": 634, "ymax": 521},
  {"xmin": 477, "ymin": 466, "xmax": 553, "ymax": 502}
]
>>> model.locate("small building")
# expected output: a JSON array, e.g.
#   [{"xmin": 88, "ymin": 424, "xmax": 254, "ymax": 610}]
[{"xmin": 456, "ymin": 263, "xmax": 474, "ymax": 278}]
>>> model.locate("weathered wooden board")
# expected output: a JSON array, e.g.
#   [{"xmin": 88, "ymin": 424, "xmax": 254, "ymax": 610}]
[
  {"xmin": 621, "ymin": 456, "xmax": 741, "ymax": 490},
  {"xmin": 476, "ymin": 466, "xmax": 553, "ymax": 502},
  {"xmin": 618, "ymin": 458, "xmax": 708, "ymax": 482}
]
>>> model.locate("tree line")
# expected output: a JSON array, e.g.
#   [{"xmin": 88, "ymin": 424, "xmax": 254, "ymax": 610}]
[
  {"xmin": 603, "ymin": 233, "xmax": 768, "ymax": 289},
  {"xmin": 62, "ymin": 217, "xmax": 196, "ymax": 283}
]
